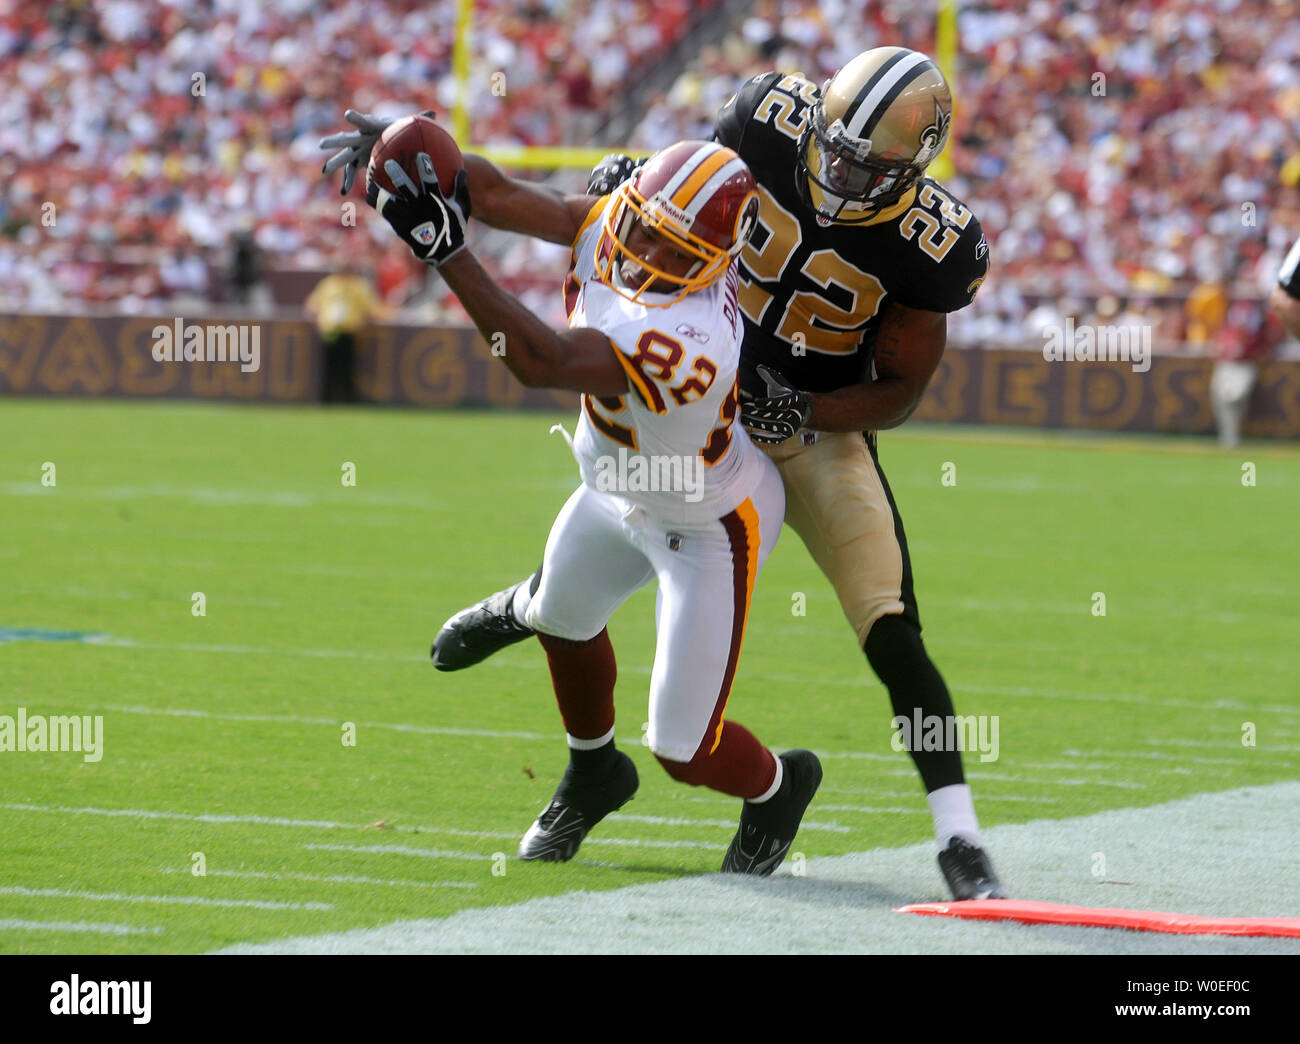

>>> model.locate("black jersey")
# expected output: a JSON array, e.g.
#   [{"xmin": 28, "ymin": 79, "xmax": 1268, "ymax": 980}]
[
  {"xmin": 714, "ymin": 72, "xmax": 990, "ymax": 396},
  {"xmin": 1279, "ymin": 234, "xmax": 1300, "ymax": 300}
]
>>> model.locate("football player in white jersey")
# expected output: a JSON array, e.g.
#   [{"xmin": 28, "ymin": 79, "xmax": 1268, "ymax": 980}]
[{"xmin": 360, "ymin": 138, "xmax": 822, "ymax": 874}]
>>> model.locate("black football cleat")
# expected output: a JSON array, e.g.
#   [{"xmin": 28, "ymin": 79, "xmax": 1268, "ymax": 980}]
[
  {"xmin": 518, "ymin": 750, "xmax": 639, "ymax": 862},
  {"xmin": 721, "ymin": 749, "xmax": 822, "ymax": 876},
  {"xmin": 431, "ymin": 578, "xmax": 535, "ymax": 671},
  {"xmin": 937, "ymin": 837, "xmax": 1007, "ymax": 900}
]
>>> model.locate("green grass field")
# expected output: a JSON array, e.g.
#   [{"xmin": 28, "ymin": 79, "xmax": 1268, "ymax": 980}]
[{"xmin": 2, "ymin": 399, "xmax": 1297, "ymax": 954}]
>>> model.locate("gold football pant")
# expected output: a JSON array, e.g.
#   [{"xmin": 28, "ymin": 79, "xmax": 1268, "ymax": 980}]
[{"xmin": 761, "ymin": 430, "xmax": 918, "ymax": 646}]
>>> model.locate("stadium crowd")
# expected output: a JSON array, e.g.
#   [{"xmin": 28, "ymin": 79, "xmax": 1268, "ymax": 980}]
[
  {"xmin": 627, "ymin": 0, "xmax": 1300, "ymax": 351},
  {"xmin": 0, "ymin": 0, "xmax": 702, "ymax": 314},
  {"xmin": 4, "ymin": 0, "xmax": 1299, "ymax": 355}
]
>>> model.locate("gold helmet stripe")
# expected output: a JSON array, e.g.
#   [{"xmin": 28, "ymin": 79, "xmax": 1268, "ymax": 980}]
[{"xmin": 844, "ymin": 50, "xmax": 933, "ymax": 139}]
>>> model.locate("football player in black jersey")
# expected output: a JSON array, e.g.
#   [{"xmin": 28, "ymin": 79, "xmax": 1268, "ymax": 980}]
[
  {"xmin": 704, "ymin": 48, "xmax": 1004, "ymax": 900},
  {"xmin": 325, "ymin": 46, "xmax": 1004, "ymax": 900}
]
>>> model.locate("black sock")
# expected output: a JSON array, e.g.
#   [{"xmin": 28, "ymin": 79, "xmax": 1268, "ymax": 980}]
[
  {"xmin": 865, "ymin": 614, "xmax": 966, "ymax": 792},
  {"xmin": 569, "ymin": 739, "xmax": 618, "ymax": 777}
]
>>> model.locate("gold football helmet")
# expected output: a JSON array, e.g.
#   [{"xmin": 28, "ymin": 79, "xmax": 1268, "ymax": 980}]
[{"xmin": 800, "ymin": 46, "xmax": 952, "ymax": 223}]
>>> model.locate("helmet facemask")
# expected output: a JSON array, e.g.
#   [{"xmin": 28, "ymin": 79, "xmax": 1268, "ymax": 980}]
[
  {"xmin": 595, "ymin": 182, "xmax": 735, "ymax": 307},
  {"xmin": 799, "ymin": 105, "xmax": 922, "ymax": 224}
]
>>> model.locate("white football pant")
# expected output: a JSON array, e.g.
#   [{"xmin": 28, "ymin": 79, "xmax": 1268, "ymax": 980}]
[{"xmin": 526, "ymin": 456, "xmax": 784, "ymax": 763}]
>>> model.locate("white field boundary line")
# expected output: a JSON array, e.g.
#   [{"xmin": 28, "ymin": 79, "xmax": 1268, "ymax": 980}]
[
  {"xmin": 156, "ymin": 868, "xmax": 479, "ymax": 890},
  {"xmin": 0, "ymin": 918, "xmax": 165, "ymax": 937},
  {"xmin": 0, "ymin": 885, "xmax": 331, "ymax": 912}
]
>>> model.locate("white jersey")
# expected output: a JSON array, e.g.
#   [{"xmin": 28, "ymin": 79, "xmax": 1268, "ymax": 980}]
[{"xmin": 566, "ymin": 197, "xmax": 766, "ymax": 526}]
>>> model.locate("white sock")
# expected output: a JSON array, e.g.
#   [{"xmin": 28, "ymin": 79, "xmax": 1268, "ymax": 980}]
[
  {"xmin": 567, "ymin": 727, "xmax": 615, "ymax": 750},
  {"xmin": 928, "ymin": 783, "xmax": 982, "ymax": 849},
  {"xmin": 511, "ymin": 578, "xmax": 532, "ymax": 621}
]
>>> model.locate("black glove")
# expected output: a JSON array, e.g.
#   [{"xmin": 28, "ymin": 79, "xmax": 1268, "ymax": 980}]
[
  {"xmin": 740, "ymin": 364, "xmax": 813, "ymax": 445},
  {"xmin": 587, "ymin": 153, "xmax": 645, "ymax": 196},
  {"xmin": 366, "ymin": 152, "xmax": 472, "ymax": 267},
  {"xmin": 320, "ymin": 108, "xmax": 437, "ymax": 195}
]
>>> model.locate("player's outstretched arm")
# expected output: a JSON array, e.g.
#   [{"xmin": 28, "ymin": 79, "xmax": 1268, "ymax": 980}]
[
  {"xmin": 439, "ymin": 251, "xmax": 628, "ymax": 395},
  {"xmin": 320, "ymin": 109, "xmax": 594, "ymax": 246},
  {"xmin": 367, "ymin": 151, "xmax": 626, "ymax": 396},
  {"xmin": 463, "ymin": 154, "xmax": 597, "ymax": 246},
  {"xmin": 807, "ymin": 300, "xmax": 946, "ymax": 431}
]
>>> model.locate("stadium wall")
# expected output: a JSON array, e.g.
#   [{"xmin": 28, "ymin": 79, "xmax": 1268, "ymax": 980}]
[{"xmin": 2, "ymin": 313, "xmax": 1298, "ymax": 438}]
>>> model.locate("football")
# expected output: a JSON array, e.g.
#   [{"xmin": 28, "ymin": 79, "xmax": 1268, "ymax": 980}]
[{"xmin": 366, "ymin": 113, "xmax": 463, "ymax": 196}]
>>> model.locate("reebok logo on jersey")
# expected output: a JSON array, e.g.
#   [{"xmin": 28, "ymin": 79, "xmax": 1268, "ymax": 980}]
[{"xmin": 675, "ymin": 323, "xmax": 710, "ymax": 344}]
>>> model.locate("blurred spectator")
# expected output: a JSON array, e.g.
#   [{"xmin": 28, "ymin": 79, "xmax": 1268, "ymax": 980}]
[
  {"xmin": 1210, "ymin": 298, "xmax": 1283, "ymax": 446},
  {"xmin": 226, "ymin": 226, "xmax": 268, "ymax": 309},
  {"xmin": 305, "ymin": 263, "xmax": 387, "ymax": 402}
]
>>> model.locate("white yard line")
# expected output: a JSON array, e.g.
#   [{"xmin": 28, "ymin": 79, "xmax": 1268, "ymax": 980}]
[
  {"xmin": 0, "ymin": 918, "xmax": 164, "ymax": 936},
  {"xmin": 305, "ymin": 844, "xmax": 493, "ymax": 862},
  {"xmin": 1, "ymin": 802, "xmax": 724, "ymax": 852},
  {"xmin": 68, "ymin": 641, "xmax": 1300, "ymax": 721},
  {"xmin": 101, "ymin": 702, "xmax": 549, "ymax": 741},
  {"xmin": 155, "ymin": 868, "xmax": 478, "ymax": 890},
  {"xmin": 0, "ymin": 886, "xmax": 331, "ymax": 912},
  {"xmin": 1146, "ymin": 737, "xmax": 1300, "ymax": 750},
  {"xmin": 812, "ymin": 804, "xmax": 928, "ymax": 815},
  {"xmin": 89, "ymin": 702, "xmax": 1286, "ymax": 779},
  {"xmin": 608, "ymin": 812, "xmax": 849, "ymax": 833}
]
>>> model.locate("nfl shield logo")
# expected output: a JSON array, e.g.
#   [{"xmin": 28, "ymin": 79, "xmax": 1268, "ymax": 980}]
[
  {"xmin": 412, "ymin": 222, "xmax": 437, "ymax": 245},
  {"xmin": 667, "ymin": 533, "xmax": 683, "ymax": 551}
]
